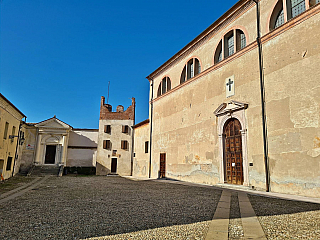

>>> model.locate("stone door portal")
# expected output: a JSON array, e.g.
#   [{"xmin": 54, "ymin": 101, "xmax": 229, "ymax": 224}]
[
  {"xmin": 224, "ymin": 118, "xmax": 244, "ymax": 185},
  {"xmin": 111, "ymin": 158, "xmax": 117, "ymax": 173},
  {"xmin": 159, "ymin": 153, "xmax": 166, "ymax": 178},
  {"xmin": 45, "ymin": 145, "xmax": 56, "ymax": 164}
]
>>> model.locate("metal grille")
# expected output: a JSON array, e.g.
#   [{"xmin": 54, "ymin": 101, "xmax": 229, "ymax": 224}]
[
  {"xmin": 274, "ymin": 9, "xmax": 284, "ymax": 28},
  {"xmin": 227, "ymin": 35, "xmax": 234, "ymax": 56},
  {"xmin": 291, "ymin": 0, "xmax": 305, "ymax": 18},
  {"xmin": 240, "ymin": 33, "xmax": 246, "ymax": 49}
]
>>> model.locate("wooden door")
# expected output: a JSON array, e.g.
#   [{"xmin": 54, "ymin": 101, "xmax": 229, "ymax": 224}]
[
  {"xmin": 45, "ymin": 145, "xmax": 56, "ymax": 164},
  {"xmin": 159, "ymin": 153, "xmax": 166, "ymax": 178},
  {"xmin": 224, "ymin": 119, "xmax": 244, "ymax": 185},
  {"xmin": 111, "ymin": 158, "xmax": 117, "ymax": 173}
]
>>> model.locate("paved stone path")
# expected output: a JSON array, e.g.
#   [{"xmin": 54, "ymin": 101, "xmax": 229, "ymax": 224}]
[{"xmin": 0, "ymin": 176, "xmax": 48, "ymax": 204}]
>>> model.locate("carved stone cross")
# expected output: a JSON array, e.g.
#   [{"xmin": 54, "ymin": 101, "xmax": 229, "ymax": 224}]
[{"xmin": 226, "ymin": 78, "xmax": 233, "ymax": 92}]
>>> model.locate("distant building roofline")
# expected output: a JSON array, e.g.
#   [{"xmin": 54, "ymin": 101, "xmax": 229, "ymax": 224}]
[
  {"xmin": 0, "ymin": 93, "xmax": 26, "ymax": 118},
  {"xmin": 133, "ymin": 119, "xmax": 149, "ymax": 129}
]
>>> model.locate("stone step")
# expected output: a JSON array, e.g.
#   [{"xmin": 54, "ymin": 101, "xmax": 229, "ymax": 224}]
[
  {"xmin": 216, "ymin": 183, "xmax": 252, "ymax": 191},
  {"xmin": 29, "ymin": 165, "xmax": 60, "ymax": 176}
]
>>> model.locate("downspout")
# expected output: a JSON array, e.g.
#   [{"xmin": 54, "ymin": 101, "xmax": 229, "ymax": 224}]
[
  {"xmin": 130, "ymin": 98, "xmax": 136, "ymax": 176},
  {"xmin": 253, "ymin": 0, "xmax": 270, "ymax": 192},
  {"xmin": 148, "ymin": 78, "xmax": 154, "ymax": 178}
]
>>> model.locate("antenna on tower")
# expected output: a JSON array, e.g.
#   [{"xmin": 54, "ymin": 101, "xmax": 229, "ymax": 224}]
[{"xmin": 107, "ymin": 81, "xmax": 110, "ymax": 104}]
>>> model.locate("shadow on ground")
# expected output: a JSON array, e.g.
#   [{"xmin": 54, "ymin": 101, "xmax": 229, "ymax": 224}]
[{"xmin": 0, "ymin": 176, "xmax": 222, "ymax": 240}]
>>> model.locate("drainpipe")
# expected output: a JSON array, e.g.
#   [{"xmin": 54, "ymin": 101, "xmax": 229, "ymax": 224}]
[
  {"xmin": 130, "ymin": 98, "xmax": 136, "ymax": 176},
  {"xmin": 253, "ymin": 0, "xmax": 270, "ymax": 192},
  {"xmin": 148, "ymin": 78, "xmax": 154, "ymax": 178}
]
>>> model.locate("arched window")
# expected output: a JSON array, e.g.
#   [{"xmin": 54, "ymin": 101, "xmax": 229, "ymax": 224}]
[
  {"xmin": 214, "ymin": 41, "xmax": 223, "ymax": 64},
  {"xmin": 214, "ymin": 28, "xmax": 247, "ymax": 64},
  {"xmin": 180, "ymin": 58, "xmax": 201, "ymax": 84},
  {"xmin": 236, "ymin": 29, "xmax": 246, "ymax": 50},
  {"xmin": 270, "ymin": 0, "xmax": 284, "ymax": 30},
  {"xmin": 157, "ymin": 77, "xmax": 171, "ymax": 97},
  {"xmin": 270, "ymin": 0, "xmax": 311, "ymax": 31}
]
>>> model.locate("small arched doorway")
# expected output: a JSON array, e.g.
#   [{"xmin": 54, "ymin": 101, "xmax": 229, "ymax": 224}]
[{"xmin": 223, "ymin": 118, "xmax": 244, "ymax": 185}]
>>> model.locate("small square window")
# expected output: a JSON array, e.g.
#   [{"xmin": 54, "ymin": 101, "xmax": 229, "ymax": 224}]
[
  {"xmin": 122, "ymin": 125, "xmax": 129, "ymax": 134},
  {"xmin": 3, "ymin": 122, "xmax": 9, "ymax": 139},
  {"xmin": 121, "ymin": 140, "xmax": 129, "ymax": 150},
  {"xmin": 6, "ymin": 157, "xmax": 13, "ymax": 171},
  {"xmin": 11, "ymin": 126, "xmax": 16, "ymax": 143},
  {"xmin": 103, "ymin": 140, "xmax": 111, "ymax": 150},
  {"xmin": 104, "ymin": 125, "xmax": 111, "ymax": 134}
]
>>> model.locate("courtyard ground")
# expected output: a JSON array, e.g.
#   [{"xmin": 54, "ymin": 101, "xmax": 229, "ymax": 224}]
[{"xmin": 0, "ymin": 175, "xmax": 319, "ymax": 240}]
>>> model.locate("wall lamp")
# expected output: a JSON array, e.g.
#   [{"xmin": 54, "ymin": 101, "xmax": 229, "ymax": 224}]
[{"xmin": 9, "ymin": 135, "xmax": 25, "ymax": 145}]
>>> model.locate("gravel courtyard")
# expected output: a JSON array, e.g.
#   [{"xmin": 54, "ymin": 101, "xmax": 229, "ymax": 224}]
[
  {"xmin": 0, "ymin": 176, "xmax": 221, "ymax": 240},
  {"xmin": 1, "ymin": 176, "xmax": 320, "ymax": 240}
]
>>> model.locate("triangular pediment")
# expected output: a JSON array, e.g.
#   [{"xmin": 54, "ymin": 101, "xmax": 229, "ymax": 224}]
[
  {"xmin": 35, "ymin": 117, "xmax": 72, "ymax": 129},
  {"xmin": 214, "ymin": 100, "xmax": 248, "ymax": 116}
]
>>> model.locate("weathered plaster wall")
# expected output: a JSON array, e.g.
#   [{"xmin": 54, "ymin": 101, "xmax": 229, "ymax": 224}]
[
  {"xmin": 262, "ymin": 12, "xmax": 320, "ymax": 197},
  {"xmin": 148, "ymin": 1, "xmax": 320, "ymax": 197},
  {"xmin": 133, "ymin": 122, "xmax": 150, "ymax": 178},
  {"xmin": 96, "ymin": 119, "xmax": 134, "ymax": 175},
  {"xmin": 19, "ymin": 125, "xmax": 37, "ymax": 173},
  {"xmin": 0, "ymin": 96, "xmax": 24, "ymax": 179},
  {"xmin": 66, "ymin": 130, "xmax": 98, "ymax": 167}
]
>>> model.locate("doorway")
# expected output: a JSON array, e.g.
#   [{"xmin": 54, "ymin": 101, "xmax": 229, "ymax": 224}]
[
  {"xmin": 223, "ymin": 118, "xmax": 244, "ymax": 185},
  {"xmin": 111, "ymin": 158, "xmax": 117, "ymax": 173},
  {"xmin": 45, "ymin": 145, "xmax": 56, "ymax": 164},
  {"xmin": 159, "ymin": 153, "xmax": 166, "ymax": 178}
]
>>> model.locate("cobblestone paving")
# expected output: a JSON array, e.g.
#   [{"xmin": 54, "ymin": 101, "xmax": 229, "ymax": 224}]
[
  {"xmin": 248, "ymin": 194, "xmax": 320, "ymax": 239},
  {"xmin": 0, "ymin": 176, "xmax": 221, "ymax": 240}
]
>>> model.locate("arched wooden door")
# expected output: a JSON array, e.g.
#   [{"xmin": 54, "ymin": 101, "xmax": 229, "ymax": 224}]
[{"xmin": 223, "ymin": 118, "xmax": 244, "ymax": 185}]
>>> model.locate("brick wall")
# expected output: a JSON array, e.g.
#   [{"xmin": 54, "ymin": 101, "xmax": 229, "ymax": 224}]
[{"xmin": 99, "ymin": 96, "xmax": 135, "ymax": 121}]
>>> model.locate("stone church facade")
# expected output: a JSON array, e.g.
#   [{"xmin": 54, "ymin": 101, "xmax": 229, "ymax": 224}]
[{"xmin": 132, "ymin": 0, "xmax": 320, "ymax": 198}]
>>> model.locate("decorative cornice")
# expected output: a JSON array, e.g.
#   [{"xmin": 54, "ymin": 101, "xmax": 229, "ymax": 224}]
[{"xmin": 214, "ymin": 100, "xmax": 249, "ymax": 117}]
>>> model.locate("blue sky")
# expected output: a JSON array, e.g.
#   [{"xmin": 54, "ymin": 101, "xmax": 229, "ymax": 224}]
[{"xmin": 1, "ymin": 0, "xmax": 238, "ymax": 128}]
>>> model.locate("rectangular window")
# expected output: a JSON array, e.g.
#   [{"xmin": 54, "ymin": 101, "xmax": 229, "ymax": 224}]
[
  {"xmin": 3, "ymin": 122, "xmax": 9, "ymax": 139},
  {"xmin": 122, "ymin": 125, "xmax": 129, "ymax": 134},
  {"xmin": 145, "ymin": 141, "xmax": 149, "ymax": 153},
  {"xmin": 6, "ymin": 157, "xmax": 13, "ymax": 171},
  {"xmin": 121, "ymin": 140, "xmax": 128, "ymax": 150},
  {"xmin": 240, "ymin": 33, "xmax": 246, "ymax": 49},
  {"xmin": 104, "ymin": 125, "xmax": 111, "ymax": 134},
  {"xmin": 103, "ymin": 140, "xmax": 111, "ymax": 150},
  {"xmin": 290, "ymin": 0, "xmax": 305, "ymax": 18},
  {"xmin": 11, "ymin": 126, "xmax": 16, "ymax": 143},
  {"xmin": 227, "ymin": 35, "xmax": 234, "ymax": 57}
]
